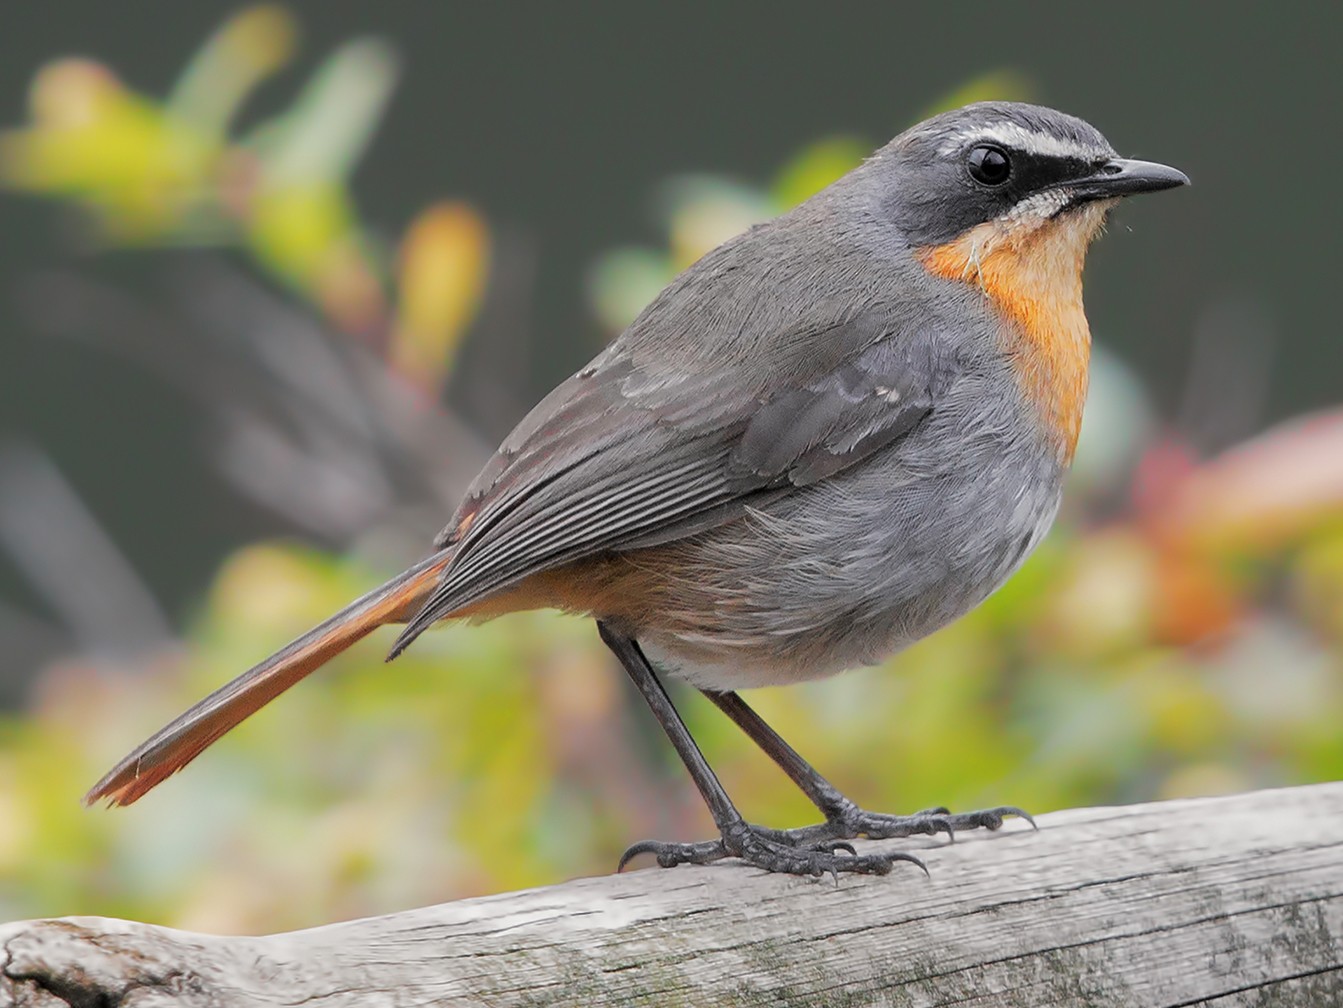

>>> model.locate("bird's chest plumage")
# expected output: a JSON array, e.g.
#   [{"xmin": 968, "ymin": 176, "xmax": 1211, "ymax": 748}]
[
  {"xmin": 918, "ymin": 202, "xmax": 1105, "ymax": 465},
  {"xmin": 627, "ymin": 401, "xmax": 1065, "ymax": 690}
]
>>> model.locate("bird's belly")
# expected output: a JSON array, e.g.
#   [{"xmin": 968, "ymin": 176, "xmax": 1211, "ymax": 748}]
[{"xmin": 631, "ymin": 441, "xmax": 1064, "ymax": 690}]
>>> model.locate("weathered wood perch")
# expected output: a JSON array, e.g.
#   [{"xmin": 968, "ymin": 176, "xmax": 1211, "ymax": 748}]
[{"xmin": 2, "ymin": 782, "xmax": 1340, "ymax": 1007}]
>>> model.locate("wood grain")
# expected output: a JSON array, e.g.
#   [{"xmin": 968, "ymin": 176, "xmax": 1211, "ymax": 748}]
[{"xmin": 3, "ymin": 782, "xmax": 1340, "ymax": 1006}]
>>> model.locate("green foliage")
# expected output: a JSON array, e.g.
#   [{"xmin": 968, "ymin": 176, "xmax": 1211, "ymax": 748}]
[
  {"xmin": 4, "ymin": 510, "xmax": 1342, "ymax": 931},
  {"xmin": 0, "ymin": 5, "xmax": 488, "ymax": 390}
]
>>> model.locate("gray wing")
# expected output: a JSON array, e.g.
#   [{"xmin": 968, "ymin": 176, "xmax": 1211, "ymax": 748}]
[{"xmin": 388, "ymin": 306, "xmax": 941, "ymax": 657}]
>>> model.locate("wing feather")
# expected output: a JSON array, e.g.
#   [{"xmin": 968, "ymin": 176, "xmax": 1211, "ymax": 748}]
[{"xmin": 391, "ymin": 303, "xmax": 944, "ymax": 657}]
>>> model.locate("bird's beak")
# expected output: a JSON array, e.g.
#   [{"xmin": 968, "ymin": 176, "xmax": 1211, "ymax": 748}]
[{"xmin": 1071, "ymin": 157, "xmax": 1191, "ymax": 200}]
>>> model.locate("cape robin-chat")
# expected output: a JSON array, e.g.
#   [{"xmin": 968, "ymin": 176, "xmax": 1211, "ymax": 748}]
[{"xmin": 88, "ymin": 102, "xmax": 1188, "ymax": 877}]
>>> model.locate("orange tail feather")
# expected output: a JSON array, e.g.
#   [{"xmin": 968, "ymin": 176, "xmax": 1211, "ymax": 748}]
[{"xmin": 84, "ymin": 549, "xmax": 451, "ymax": 808}]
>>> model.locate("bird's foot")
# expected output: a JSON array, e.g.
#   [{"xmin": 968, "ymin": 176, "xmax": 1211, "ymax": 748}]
[
  {"xmin": 618, "ymin": 820, "xmax": 927, "ymax": 878},
  {"xmin": 780, "ymin": 803, "xmax": 1036, "ymax": 847}
]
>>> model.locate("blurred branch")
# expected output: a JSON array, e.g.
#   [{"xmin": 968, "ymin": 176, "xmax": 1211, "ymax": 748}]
[
  {"xmin": 0, "ymin": 443, "xmax": 170, "ymax": 654},
  {"xmin": 3, "ymin": 783, "xmax": 1339, "ymax": 1006},
  {"xmin": 15, "ymin": 262, "xmax": 492, "ymax": 546}
]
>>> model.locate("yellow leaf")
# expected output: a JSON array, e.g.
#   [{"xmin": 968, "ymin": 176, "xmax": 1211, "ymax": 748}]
[
  {"xmin": 247, "ymin": 180, "xmax": 351, "ymax": 280},
  {"xmin": 1, "ymin": 59, "xmax": 218, "ymax": 239},
  {"xmin": 390, "ymin": 201, "xmax": 490, "ymax": 388}
]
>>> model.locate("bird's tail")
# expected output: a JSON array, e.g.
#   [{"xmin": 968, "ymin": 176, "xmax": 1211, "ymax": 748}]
[{"xmin": 84, "ymin": 548, "xmax": 453, "ymax": 808}]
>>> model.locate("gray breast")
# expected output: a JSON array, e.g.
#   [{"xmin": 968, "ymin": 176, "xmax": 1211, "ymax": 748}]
[{"xmin": 636, "ymin": 363, "xmax": 1065, "ymax": 691}]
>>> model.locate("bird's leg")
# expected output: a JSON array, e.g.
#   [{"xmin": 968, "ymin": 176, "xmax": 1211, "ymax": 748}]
[
  {"xmin": 701, "ymin": 689, "xmax": 1034, "ymax": 844},
  {"xmin": 598, "ymin": 622, "xmax": 923, "ymax": 877}
]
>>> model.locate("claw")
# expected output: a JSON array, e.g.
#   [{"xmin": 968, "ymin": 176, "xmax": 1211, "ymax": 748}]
[
  {"xmin": 915, "ymin": 806, "xmax": 952, "ymax": 817},
  {"xmin": 930, "ymin": 817, "xmax": 956, "ymax": 843},
  {"xmin": 617, "ymin": 839, "xmax": 662, "ymax": 872},
  {"xmin": 900, "ymin": 813, "xmax": 955, "ymax": 842},
  {"xmin": 946, "ymin": 805, "xmax": 1036, "ymax": 833},
  {"xmin": 891, "ymin": 851, "xmax": 930, "ymax": 877},
  {"xmin": 617, "ymin": 838, "xmax": 725, "ymax": 871}
]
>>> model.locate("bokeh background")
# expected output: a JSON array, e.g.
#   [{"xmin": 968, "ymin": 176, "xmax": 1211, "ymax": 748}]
[{"xmin": 1, "ymin": 3, "xmax": 1340, "ymax": 933}]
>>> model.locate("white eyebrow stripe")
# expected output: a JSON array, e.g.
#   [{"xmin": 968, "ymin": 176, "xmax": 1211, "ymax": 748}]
[{"xmin": 939, "ymin": 121, "xmax": 1105, "ymax": 161}]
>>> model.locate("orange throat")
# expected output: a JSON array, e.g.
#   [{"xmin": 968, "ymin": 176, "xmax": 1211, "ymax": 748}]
[{"xmin": 918, "ymin": 201, "xmax": 1109, "ymax": 464}]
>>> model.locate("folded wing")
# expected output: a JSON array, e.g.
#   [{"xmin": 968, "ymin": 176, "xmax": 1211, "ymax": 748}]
[{"xmin": 390, "ymin": 310, "xmax": 940, "ymax": 656}]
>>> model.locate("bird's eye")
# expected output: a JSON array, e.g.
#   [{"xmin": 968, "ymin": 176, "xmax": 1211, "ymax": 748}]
[{"xmin": 967, "ymin": 145, "xmax": 1012, "ymax": 186}]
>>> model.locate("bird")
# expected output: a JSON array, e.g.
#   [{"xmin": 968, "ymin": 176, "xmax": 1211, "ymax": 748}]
[{"xmin": 86, "ymin": 102, "xmax": 1189, "ymax": 877}]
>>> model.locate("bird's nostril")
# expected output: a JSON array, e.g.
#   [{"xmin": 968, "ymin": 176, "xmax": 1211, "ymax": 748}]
[{"xmin": 1099, "ymin": 161, "xmax": 1123, "ymax": 175}]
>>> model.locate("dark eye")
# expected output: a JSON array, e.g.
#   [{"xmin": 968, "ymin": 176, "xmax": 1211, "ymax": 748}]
[{"xmin": 967, "ymin": 145, "xmax": 1012, "ymax": 186}]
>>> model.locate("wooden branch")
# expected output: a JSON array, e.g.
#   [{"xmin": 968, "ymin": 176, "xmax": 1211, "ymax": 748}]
[{"xmin": 3, "ymin": 782, "xmax": 1341, "ymax": 1007}]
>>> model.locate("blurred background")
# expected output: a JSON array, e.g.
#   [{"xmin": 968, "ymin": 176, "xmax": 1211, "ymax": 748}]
[{"xmin": 1, "ymin": 3, "xmax": 1340, "ymax": 933}]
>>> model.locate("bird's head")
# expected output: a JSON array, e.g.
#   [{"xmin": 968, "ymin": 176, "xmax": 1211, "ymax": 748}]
[
  {"xmin": 880, "ymin": 100, "xmax": 1188, "ymax": 266},
  {"xmin": 875, "ymin": 102, "xmax": 1188, "ymax": 462}
]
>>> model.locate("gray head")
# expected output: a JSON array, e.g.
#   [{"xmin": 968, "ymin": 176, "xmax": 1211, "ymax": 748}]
[{"xmin": 872, "ymin": 101, "xmax": 1188, "ymax": 248}]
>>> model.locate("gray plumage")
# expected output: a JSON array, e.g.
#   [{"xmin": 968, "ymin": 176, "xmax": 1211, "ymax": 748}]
[
  {"xmin": 86, "ymin": 100, "xmax": 1187, "ymax": 818},
  {"xmin": 390, "ymin": 102, "xmax": 1117, "ymax": 686}
]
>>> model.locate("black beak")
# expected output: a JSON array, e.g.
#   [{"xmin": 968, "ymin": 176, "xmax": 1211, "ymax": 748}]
[{"xmin": 1071, "ymin": 157, "xmax": 1190, "ymax": 201}]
